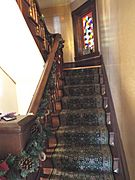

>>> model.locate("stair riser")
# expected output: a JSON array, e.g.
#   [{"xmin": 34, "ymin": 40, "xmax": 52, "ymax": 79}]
[
  {"xmin": 60, "ymin": 110, "xmax": 105, "ymax": 126},
  {"xmin": 62, "ymin": 96, "xmax": 103, "ymax": 110},
  {"xmin": 52, "ymin": 154, "xmax": 112, "ymax": 173},
  {"xmin": 63, "ymin": 84, "xmax": 101, "ymax": 96},
  {"xmin": 64, "ymin": 74, "xmax": 101, "ymax": 86},
  {"xmin": 50, "ymin": 173, "xmax": 114, "ymax": 180},
  {"xmin": 64, "ymin": 67, "xmax": 101, "ymax": 76},
  {"xmin": 56, "ymin": 131, "xmax": 108, "ymax": 145}
]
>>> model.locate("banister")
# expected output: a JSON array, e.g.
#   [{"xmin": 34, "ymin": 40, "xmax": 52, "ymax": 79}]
[
  {"xmin": 0, "ymin": 3, "xmax": 64, "ymax": 179},
  {"xmin": 27, "ymin": 33, "xmax": 63, "ymax": 114},
  {"xmin": 16, "ymin": 0, "xmax": 64, "ymax": 114},
  {"xmin": 16, "ymin": 0, "xmax": 57, "ymax": 61}
]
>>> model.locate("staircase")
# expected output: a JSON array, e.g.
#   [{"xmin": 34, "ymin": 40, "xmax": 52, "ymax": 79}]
[
  {"xmin": 43, "ymin": 65, "xmax": 114, "ymax": 180},
  {"xmin": 8, "ymin": 1, "xmax": 128, "ymax": 180}
]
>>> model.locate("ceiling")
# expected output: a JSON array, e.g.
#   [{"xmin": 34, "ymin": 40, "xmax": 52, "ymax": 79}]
[{"xmin": 37, "ymin": 0, "xmax": 75, "ymax": 9}]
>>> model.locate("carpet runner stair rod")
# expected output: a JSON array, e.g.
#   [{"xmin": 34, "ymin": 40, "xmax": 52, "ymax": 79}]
[{"xmin": 40, "ymin": 65, "xmax": 115, "ymax": 180}]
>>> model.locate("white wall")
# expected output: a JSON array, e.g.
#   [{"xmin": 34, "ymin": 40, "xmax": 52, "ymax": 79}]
[
  {"xmin": 0, "ymin": 67, "xmax": 18, "ymax": 113},
  {"xmin": 97, "ymin": 0, "xmax": 135, "ymax": 179},
  {"xmin": 0, "ymin": 0, "xmax": 44, "ymax": 114}
]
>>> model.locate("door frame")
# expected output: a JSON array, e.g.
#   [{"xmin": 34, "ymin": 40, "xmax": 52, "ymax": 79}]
[{"xmin": 72, "ymin": 0, "xmax": 99, "ymax": 61}]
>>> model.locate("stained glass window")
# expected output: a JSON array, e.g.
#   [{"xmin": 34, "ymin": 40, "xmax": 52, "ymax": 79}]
[{"xmin": 82, "ymin": 12, "xmax": 95, "ymax": 54}]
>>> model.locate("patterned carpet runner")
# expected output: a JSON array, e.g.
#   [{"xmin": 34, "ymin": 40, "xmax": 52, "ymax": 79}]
[{"xmin": 50, "ymin": 67, "xmax": 114, "ymax": 180}]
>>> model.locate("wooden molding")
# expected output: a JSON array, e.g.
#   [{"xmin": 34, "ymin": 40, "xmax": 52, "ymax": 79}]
[
  {"xmin": 64, "ymin": 65, "xmax": 101, "ymax": 71},
  {"xmin": 63, "ymin": 55, "xmax": 102, "ymax": 68},
  {"xmin": 72, "ymin": 0, "xmax": 99, "ymax": 60}
]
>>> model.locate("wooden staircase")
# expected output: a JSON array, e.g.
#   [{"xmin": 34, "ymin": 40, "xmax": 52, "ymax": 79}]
[
  {"xmin": 37, "ymin": 57, "xmax": 129, "ymax": 180},
  {"xmin": 12, "ymin": 1, "xmax": 130, "ymax": 180}
]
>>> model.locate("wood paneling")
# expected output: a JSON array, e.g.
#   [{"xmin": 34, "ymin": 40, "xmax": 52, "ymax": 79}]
[{"xmin": 0, "ymin": 115, "xmax": 35, "ymax": 158}]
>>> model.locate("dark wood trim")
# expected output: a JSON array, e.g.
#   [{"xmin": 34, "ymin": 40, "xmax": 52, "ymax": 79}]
[
  {"xmin": 16, "ymin": 0, "xmax": 55, "ymax": 62},
  {"xmin": 23, "ymin": 0, "xmax": 30, "ymax": 6},
  {"xmin": 0, "ymin": 66, "xmax": 16, "ymax": 84},
  {"xmin": 64, "ymin": 65, "xmax": 101, "ymax": 71},
  {"xmin": 63, "ymin": 55, "xmax": 102, "ymax": 68},
  {"xmin": 72, "ymin": 0, "xmax": 99, "ymax": 60},
  {"xmin": 28, "ymin": 15, "xmax": 39, "ymax": 26},
  {"xmin": 36, "ymin": 35, "xmax": 44, "ymax": 41},
  {"xmin": 101, "ymin": 58, "xmax": 130, "ymax": 180},
  {"xmin": 16, "ymin": 0, "xmax": 23, "ymax": 11},
  {"xmin": 74, "ymin": 52, "xmax": 100, "ymax": 61}
]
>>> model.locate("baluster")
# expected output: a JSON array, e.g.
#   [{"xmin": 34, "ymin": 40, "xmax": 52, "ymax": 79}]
[
  {"xmin": 100, "ymin": 74, "xmax": 104, "ymax": 84},
  {"xmin": 28, "ymin": 0, "xmax": 32, "ymax": 4},
  {"xmin": 44, "ymin": 109, "xmax": 50, "ymax": 128},
  {"xmin": 109, "ymin": 132, "xmax": 115, "ymax": 146},
  {"xmin": 98, "ymin": 66, "xmax": 102, "ymax": 74},
  {"xmin": 36, "ymin": 25, "xmax": 40, "ymax": 36},
  {"xmin": 29, "ymin": 5, "xmax": 33, "ymax": 17},
  {"xmin": 113, "ymin": 158, "xmax": 119, "ymax": 173},
  {"xmin": 34, "ymin": 3, "xmax": 38, "ymax": 23},
  {"xmin": 106, "ymin": 112, "xmax": 111, "ymax": 125},
  {"xmin": 101, "ymin": 84, "xmax": 106, "ymax": 95},
  {"xmin": 103, "ymin": 96, "xmax": 108, "ymax": 109},
  {"xmin": 32, "ymin": 2, "xmax": 36, "ymax": 20}
]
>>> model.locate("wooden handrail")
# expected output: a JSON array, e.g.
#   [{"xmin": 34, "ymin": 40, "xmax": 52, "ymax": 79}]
[
  {"xmin": 15, "ymin": 0, "xmax": 64, "ymax": 114},
  {"xmin": 16, "ymin": 0, "xmax": 56, "ymax": 61},
  {"xmin": 27, "ymin": 34, "xmax": 62, "ymax": 114}
]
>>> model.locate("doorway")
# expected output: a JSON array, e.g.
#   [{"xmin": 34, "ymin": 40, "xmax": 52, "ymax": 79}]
[{"xmin": 72, "ymin": 0, "xmax": 99, "ymax": 61}]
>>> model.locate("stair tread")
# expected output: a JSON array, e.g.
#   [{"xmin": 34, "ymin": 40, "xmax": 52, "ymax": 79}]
[
  {"xmin": 62, "ymin": 94, "xmax": 102, "ymax": 99},
  {"xmin": 64, "ymin": 74, "xmax": 100, "ymax": 80},
  {"xmin": 57, "ymin": 125, "xmax": 108, "ymax": 133},
  {"xmin": 52, "ymin": 145, "xmax": 112, "ymax": 173},
  {"xmin": 64, "ymin": 73, "xmax": 100, "ymax": 85},
  {"xmin": 61, "ymin": 107, "xmax": 104, "ymax": 113},
  {"xmin": 62, "ymin": 95, "xmax": 103, "ymax": 110},
  {"xmin": 53, "ymin": 144, "xmax": 111, "ymax": 154},
  {"xmin": 63, "ymin": 84, "xmax": 101, "ymax": 96},
  {"xmin": 64, "ymin": 83, "xmax": 100, "ymax": 88},
  {"xmin": 64, "ymin": 67, "xmax": 101, "ymax": 76},
  {"xmin": 50, "ymin": 169, "xmax": 114, "ymax": 180},
  {"xmin": 55, "ymin": 125, "xmax": 108, "ymax": 145},
  {"xmin": 60, "ymin": 108, "xmax": 105, "ymax": 126},
  {"xmin": 65, "ymin": 73, "xmax": 100, "ymax": 77}
]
